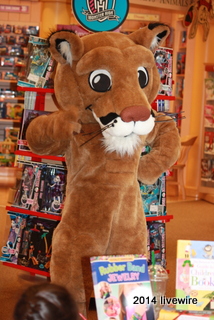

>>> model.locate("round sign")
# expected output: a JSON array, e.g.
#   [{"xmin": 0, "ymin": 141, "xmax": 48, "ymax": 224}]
[{"xmin": 72, "ymin": 0, "xmax": 129, "ymax": 33}]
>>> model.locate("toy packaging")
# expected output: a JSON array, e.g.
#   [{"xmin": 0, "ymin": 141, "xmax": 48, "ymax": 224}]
[
  {"xmin": 0, "ymin": 213, "xmax": 27, "ymax": 264},
  {"xmin": 147, "ymin": 221, "xmax": 166, "ymax": 268},
  {"xmin": 176, "ymin": 52, "xmax": 186, "ymax": 75},
  {"xmin": 205, "ymin": 78, "xmax": 214, "ymax": 101},
  {"xmin": 139, "ymin": 172, "xmax": 166, "ymax": 217},
  {"xmin": 154, "ymin": 47, "xmax": 173, "ymax": 96},
  {"xmin": 204, "ymin": 104, "xmax": 214, "ymax": 128},
  {"xmin": 4, "ymin": 127, "xmax": 20, "ymax": 144},
  {"xmin": 0, "ymin": 136, "xmax": 16, "ymax": 166},
  {"xmin": 13, "ymin": 161, "xmax": 67, "ymax": 215},
  {"xmin": 90, "ymin": 254, "xmax": 155, "ymax": 320},
  {"xmin": 0, "ymin": 101, "xmax": 23, "ymax": 120},
  {"xmin": 17, "ymin": 35, "xmax": 56, "ymax": 88},
  {"xmin": 17, "ymin": 216, "xmax": 59, "ymax": 272},
  {"xmin": 176, "ymin": 240, "xmax": 214, "ymax": 313},
  {"xmin": 18, "ymin": 109, "xmax": 50, "ymax": 151},
  {"xmin": 13, "ymin": 163, "xmax": 39, "ymax": 209},
  {"xmin": 204, "ymin": 131, "xmax": 214, "ymax": 155}
]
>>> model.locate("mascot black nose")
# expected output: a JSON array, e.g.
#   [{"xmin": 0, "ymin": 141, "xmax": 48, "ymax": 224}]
[{"xmin": 120, "ymin": 105, "xmax": 151, "ymax": 122}]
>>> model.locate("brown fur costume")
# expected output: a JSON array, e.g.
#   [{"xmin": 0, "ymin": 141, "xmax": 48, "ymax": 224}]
[{"xmin": 26, "ymin": 23, "xmax": 180, "ymax": 316}]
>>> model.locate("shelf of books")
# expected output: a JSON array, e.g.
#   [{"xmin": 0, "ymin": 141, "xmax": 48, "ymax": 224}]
[{"xmin": 200, "ymin": 64, "xmax": 214, "ymax": 193}]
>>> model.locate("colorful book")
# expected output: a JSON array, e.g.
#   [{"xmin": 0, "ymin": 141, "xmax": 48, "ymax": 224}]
[
  {"xmin": 176, "ymin": 240, "xmax": 214, "ymax": 313},
  {"xmin": 90, "ymin": 254, "xmax": 155, "ymax": 320}
]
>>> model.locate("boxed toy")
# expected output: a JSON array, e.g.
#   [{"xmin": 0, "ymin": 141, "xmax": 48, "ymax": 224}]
[
  {"xmin": 0, "ymin": 213, "xmax": 27, "ymax": 264},
  {"xmin": 154, "ymin": 47, "xmax": 173, "ymax": 96},
  {"xmin": 17, "ymin": 35, "xmax": 56, "ymax": 88},
  {"xmin": 13, "ymin": 162, "xmax": 67, "ymax": 215},
  {"xmin": 17, "ymin": 216, "xmax": 59, "ymax": 272},
  {"xmin": 139, "ymin": 172, "xmax": 166, "ymax": 217},
  {"xmin": 147, "ymin": 221, "xmax": 166, "ymax": 268}
]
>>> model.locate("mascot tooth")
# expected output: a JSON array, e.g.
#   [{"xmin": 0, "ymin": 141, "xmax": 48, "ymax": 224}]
[{"xmin": 26, "ymin": 23, "xmax": 181, "ymax": 316}]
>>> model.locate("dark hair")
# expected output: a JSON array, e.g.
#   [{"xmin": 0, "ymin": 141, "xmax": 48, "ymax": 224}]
[{"xmin": 13, "ymin": 283, "xmax": 79, "ymax": 320}]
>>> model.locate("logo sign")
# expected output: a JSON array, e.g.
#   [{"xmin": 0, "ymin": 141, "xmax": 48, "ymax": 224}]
[{"xmin": 72, "ymin": 0, "xmax": 129, "ymax": 32}]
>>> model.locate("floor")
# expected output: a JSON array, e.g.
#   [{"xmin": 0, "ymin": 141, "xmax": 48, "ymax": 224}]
[{"xmin": 0, "ymin": 183, "xmax": 199, "ymax": 320}]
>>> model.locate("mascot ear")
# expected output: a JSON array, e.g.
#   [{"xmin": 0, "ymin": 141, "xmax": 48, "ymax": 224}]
[
  {"xmin": 48, "ymin": 30, "xmax": 84, "ymax": 65},
  {"xmin": 128, "ymin": 23, "xmax": 170, "ymax": 52}
]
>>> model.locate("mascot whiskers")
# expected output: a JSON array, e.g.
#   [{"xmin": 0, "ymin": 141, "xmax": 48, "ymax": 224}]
[{"xmin": 26, "ymin": 23, "xmax": 180, "ymax": 316}]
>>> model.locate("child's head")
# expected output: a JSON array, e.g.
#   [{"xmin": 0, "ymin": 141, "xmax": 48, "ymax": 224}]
[{"xmin": 13, "ymin": 282, "xmax": 79, "ymax": 320}]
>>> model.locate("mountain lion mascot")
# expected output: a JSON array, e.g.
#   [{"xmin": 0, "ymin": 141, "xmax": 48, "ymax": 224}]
[{"xmin": 26, "ymin": 23, "xmax": 180, "ymax": 317}]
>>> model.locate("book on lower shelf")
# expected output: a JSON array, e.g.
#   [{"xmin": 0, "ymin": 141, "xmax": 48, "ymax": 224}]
[
  {"xmin": 176, "ymin": 240, "xmax": 214, "ymax": 313},
  {"xmin": 90, "ymin": 254, "xmax": 155, "ymax": 320}
]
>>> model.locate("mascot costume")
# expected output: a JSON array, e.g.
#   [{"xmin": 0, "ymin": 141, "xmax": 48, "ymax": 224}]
[{"xmin": 26, "ymin": 23, "xmax": 180, "ymax": 316}]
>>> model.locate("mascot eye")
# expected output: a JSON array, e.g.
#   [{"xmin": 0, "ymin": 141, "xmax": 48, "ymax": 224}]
[
  {"xmin": 138, "ymin": 67, "xmax": 149, "ymax": 88},
  {"xmin": 89, "ymin": 69, "xmax": 112, "ymax": 92}
]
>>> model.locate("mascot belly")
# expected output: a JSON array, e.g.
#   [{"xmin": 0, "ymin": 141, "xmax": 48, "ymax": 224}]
[{"xmin": 26, "ymin": 23, "xmax": 181, "ymax": 315}]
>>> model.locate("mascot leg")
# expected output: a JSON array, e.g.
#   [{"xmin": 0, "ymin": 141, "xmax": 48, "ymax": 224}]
[{"xmin": 50, "ymin": 222, "xmax": 106, "ymax": 317}]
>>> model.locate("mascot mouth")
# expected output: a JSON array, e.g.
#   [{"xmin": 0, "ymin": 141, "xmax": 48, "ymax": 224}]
[
  {"xmin": 93, "ymin": 109, "xmax": 155, "ymax": 137},
  {"xmin": 92, "ymin": 109, "xmax": 155, "ymax": 156}
]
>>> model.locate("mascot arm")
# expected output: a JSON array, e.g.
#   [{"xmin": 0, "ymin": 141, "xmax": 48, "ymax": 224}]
[
  {"xmin": 26, "ymin": 110, "xmax": 81, "ymax": 156},
  {"xmin": 138, "ymin": 114, "xmax": 181, "ymax": 184}
]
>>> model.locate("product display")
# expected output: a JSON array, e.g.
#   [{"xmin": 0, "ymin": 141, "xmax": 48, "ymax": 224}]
[{"xmin": 25, "ymin": 23, "xmax": 180, "ymax": 317}]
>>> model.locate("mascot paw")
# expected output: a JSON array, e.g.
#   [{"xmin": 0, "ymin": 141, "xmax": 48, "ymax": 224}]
[{"xmin": 52, "ymin": 111, "xmax": 82, "ymax": 140}]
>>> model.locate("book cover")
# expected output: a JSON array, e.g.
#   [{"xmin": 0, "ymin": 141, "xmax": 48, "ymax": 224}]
[
  {"xmin": 90, "ymin": 255, "xmax": 155, "ymax": 320},
  {"xmin": 176, "ymin": 240, "xmax": 214, "ymax": 313}
]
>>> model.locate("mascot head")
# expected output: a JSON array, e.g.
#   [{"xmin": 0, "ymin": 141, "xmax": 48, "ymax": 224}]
[{"xmin": 48, "ymin": 23, "xmax": 170, "ymax": 155}]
